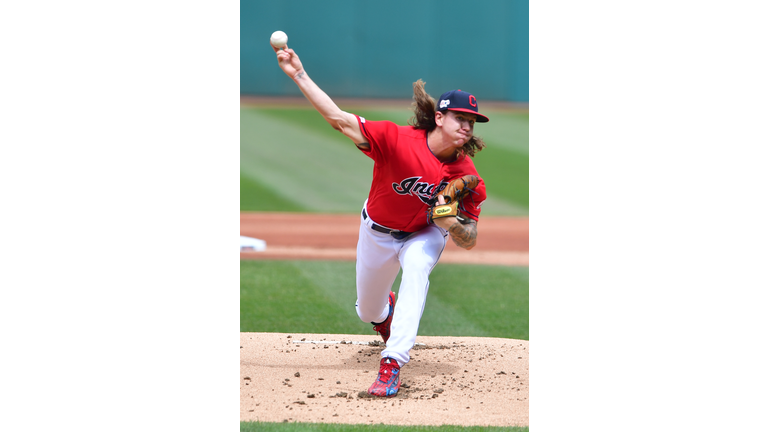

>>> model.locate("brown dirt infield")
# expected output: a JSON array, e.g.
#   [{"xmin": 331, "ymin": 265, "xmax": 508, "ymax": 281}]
[
  {"xmin": 240, "ymin": 212, "xmax": 529, "ymax": 426},
  {"xmin": 240, "ymin": 212, "xmax": 529, "ymax": 266}
]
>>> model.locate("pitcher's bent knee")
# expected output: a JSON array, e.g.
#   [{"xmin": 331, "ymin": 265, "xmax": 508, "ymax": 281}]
[{"xmin": 356, "ymin": 301, "xmax": 382, "ymax": 323}]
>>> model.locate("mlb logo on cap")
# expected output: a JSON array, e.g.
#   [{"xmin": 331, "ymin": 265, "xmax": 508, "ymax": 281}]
[{"xmin": 436, "ymin": 90, "xmax": 489, "ymax": 123}]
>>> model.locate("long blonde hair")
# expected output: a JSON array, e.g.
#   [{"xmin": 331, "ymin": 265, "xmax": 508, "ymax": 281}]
[{"xmin": 408, "ymin": 79, "xmax": 486, "ymax": 158}]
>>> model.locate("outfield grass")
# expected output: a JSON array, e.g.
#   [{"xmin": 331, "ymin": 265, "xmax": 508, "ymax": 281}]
[
  {"xmin": 241, "ymin": 173, "xmax": 308, "ymax": 212},
  {"xmin": 240, "ymin": 260, "xmax": 528, "ymax": 341},
  {"xmin": 240, "ymin": 108, "xmax": 374, "ymax": 213},
  {"xmin": 240, "ymin": 106, "xmax": 528, "ymax": 216},
  {"xmin": 240, "ymin": 422, "xmax": 529, "ymax": 432}
]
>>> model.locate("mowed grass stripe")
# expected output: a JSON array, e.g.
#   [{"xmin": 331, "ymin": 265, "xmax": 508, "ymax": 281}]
[
  {"xmin": 296, "ymin": 259, "xmax": 360, "ymax": 315},
  {"xmin": 240, "ymin": 173, "xmax": 308, "ymax": 212},
  {"xmin": 240, "ymin": 109, "xmax": 374, "ymax": 213},
  {"xmin": 241, "ymin": 421, "xmax": 529, "ymax": 431},
  {"xmin": 426, "ymin": 265, "xmax": 529, "ymax": 340},
  {"xmin": 474, "ymin": 111, "xmax": 529, "ymax": 154},
  {"xmin": 389, "ymin": 271, "xmax": 486, "ymax": 337},
  {"xmin": 240, "ymin": 261, "xmax": 528, "ymax": 341},
  {"xmin": 349, "ymin": 108, "xmax": 414, "ymax": 125},
  {"xmin": 472, "ymin": 145, "xmax": 529, "ymax": 211},
  {"xmin": 254, "ymin": 107, "xmax": 359, "ymax": 145},
  {"xmin": 240, "ymin": 261, "xmax": 365, "ymax": 334}
]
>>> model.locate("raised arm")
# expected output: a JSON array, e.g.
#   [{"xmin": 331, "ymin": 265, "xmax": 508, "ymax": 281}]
[{"xmin": 272, "ymin": 44, "xmax": 365, "ymax": 144}]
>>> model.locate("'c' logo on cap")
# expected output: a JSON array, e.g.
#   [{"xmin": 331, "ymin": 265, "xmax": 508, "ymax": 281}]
[{"xmin": 469, "ymin": 95, "xmax": 477, "ymax": 107}]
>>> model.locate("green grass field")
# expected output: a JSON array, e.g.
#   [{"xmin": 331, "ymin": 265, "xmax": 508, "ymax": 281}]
[
  {"xmin": 240, "ymin": 106, "xmax": 528, "ymax": 216},
  {"xmin": 241, "ymin": 260, "xmax": 528, "ymax": 340},
  {"xmin": 240, "ymin": 423, "xmax": 529, "ymax": 432}
]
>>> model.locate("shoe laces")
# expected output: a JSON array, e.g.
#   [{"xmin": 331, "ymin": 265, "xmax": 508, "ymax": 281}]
[
  {"xmin": 373, "ymin": 320, "xmax": 388, "ymax": 333},
  {"xmin": 378, "ymin": 358, "xmax": 398, "ymax": 380}
]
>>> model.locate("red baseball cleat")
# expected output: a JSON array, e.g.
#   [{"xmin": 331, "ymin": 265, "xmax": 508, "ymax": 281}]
[
  {"xmin": 371, "ymin": 291, "xmax": 395, "ymax": 343},
  {"xmin": 367, "ymin": 357, "xmax": 401, "ymax": 397}
]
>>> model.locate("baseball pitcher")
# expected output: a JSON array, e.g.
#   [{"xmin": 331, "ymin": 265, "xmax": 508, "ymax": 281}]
[{"xmin": 272, "ymin": 40, "xmax": 489, "ymax": 397}]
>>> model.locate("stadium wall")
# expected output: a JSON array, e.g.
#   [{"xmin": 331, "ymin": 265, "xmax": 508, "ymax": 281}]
[{"xmin": 241, "ymin": 0, "xmax": 529, "ymax": 102}]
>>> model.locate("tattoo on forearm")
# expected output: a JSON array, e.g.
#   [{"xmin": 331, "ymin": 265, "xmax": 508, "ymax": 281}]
[
  {"xmin": 294, "ymin": 71, "xmax": 305, "ymax": 79},
  {"xmin": 448, "ymin": 219, "xmax": 477, "ymax": 249}
]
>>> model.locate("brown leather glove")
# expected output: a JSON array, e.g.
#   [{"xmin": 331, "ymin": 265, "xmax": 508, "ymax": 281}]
[{"xmin": 427, "ymin": 175, "xmax": 479, "ymax": 221}]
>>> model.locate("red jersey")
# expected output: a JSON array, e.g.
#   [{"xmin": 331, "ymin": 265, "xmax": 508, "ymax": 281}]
[{"xmin": 355, "ymin": 115, "xmax": 486, "ymax": 232}]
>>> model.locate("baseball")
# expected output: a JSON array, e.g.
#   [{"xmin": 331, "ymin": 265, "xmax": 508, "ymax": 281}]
[{"xmin": 270, "ymin": 30, "xmax": 288, "ymax": 49}]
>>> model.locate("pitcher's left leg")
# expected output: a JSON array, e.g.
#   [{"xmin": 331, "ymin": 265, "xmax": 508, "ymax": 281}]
[{"xmin": 381, "ymin": 225, "xmax": 447, "ymax": 366}]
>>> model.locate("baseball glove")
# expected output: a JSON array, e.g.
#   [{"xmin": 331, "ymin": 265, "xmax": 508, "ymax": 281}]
[{"xmin": 427, "ymin": 175, "xmax": 479, "ymax": 222}]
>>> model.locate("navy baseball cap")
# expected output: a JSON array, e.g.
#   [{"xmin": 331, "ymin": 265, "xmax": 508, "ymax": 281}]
[{"xmin": 436, "ymin": 89, "xmax": 489, "ymax": 122}]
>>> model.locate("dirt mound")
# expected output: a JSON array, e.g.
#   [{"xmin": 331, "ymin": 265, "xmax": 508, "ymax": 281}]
[{"xmin": 240, "ymin": 332, "xmax": 528, "ymax": 427}]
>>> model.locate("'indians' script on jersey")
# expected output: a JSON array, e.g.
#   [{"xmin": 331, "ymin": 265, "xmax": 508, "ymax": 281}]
[{"xmin": 392, "ymin": 176, "xmax": 442, "ymax": 204}]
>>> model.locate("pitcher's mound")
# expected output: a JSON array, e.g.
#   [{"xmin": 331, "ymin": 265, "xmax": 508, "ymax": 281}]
[{"xmin": 240, "ymin": 332, "xmax": 528, "ymax": 427}]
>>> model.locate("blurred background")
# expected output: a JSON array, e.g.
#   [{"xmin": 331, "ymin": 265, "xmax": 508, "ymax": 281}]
[{"xmin": 241, "ymin": 0, "xmax": 528, "ymax": 102}]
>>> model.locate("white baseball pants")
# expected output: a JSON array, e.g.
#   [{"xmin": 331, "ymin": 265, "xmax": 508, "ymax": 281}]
[{"xmin": 355, "ymin": 202, "xmax": 447, "ymax": 367}]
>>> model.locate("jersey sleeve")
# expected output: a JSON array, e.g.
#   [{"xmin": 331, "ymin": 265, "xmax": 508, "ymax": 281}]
[{"xmin": 355, "ymin": 115, "xmax": 398, "ymax": 162}]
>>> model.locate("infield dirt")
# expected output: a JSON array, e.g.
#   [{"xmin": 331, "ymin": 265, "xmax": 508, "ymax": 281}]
[{"xmin": 240, "ymin": 212, "xmax": 529, "ymax": 266}]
